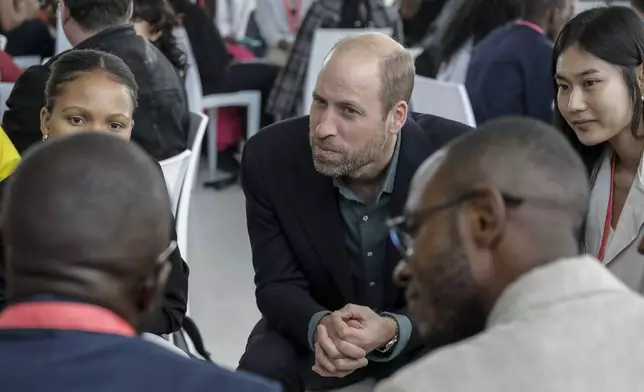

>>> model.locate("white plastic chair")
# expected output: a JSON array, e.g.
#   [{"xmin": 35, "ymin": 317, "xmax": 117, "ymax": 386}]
[
  {"xmin": 0, "ymin": 82, "xmax": 14, "ymax": 120},
  {"xmin": 175, "ymin": 111, "xmax": 208, "ymax": 262},
  {"xmin": 174, "ymin": 27, "xmax": 261, "ymax": 182},
  {"xmin": 410, "ymin": 76, "xmax": 476, "ymax": 127},
  {"xmin": 303, "ymin": 28, "xmax": 393, "ymax": 115},
  {"xmin": 159, "ymin": 150, "xmax": 192, "ymax": 215},
  {"xmin": 42, "ymin": 57, "xmax": 50, "ymax": 65},
  {"xmin": 13, "ymin": 56, "xmax": 41, "ymax": 70}
]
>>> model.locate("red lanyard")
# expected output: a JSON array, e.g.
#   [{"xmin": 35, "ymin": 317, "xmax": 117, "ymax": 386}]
[
  {"xmin": 515, "ymin": 20, "xmax": 545, "ymax": 35},
  {"xmin": 0, "ymin": 302, "xmax": 136, "ymax": 336},
  {"xmin": 597, "ymin": 155, "xmax": 616, "ymax": 262},
  {"xmin": 284, "ymin": 0, "xmax": 302, "ymax": 33}
]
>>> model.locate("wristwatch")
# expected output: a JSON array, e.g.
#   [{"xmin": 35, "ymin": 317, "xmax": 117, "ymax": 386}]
[{"xmin": 376, "ymin": 316, "xmax": 400, "ymax": 354}]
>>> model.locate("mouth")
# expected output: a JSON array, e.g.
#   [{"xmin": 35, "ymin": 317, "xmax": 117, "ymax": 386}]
[
  {"xmin": 315, "ymin": 145, "xmax": 341, "ymax": 155},
  {"xmin": 571, "ymin": 119, "xmax": 597, "ymax": 127}
]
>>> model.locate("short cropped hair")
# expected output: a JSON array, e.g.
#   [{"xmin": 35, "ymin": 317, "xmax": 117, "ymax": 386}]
[
  {"xmin": 332, "ymin": 34, "xmax": 415, "ymax": 113},
  {"xmin": 439, "ymin": 117, "xmax": 590, "ymax": 231},
  {"xmin": 65, "ymin": 0, "xmax": 132, "ymax": 31}
]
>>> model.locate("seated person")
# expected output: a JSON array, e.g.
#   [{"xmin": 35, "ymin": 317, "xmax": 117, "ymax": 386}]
[
  {"xmin": 0, "ymin": 0, "xmax": 54, "ymax": 57},
  {"xmin": 254, "ymin": 0, "xmax": 315, "ymax": 66},
  {"xmin": 377, "ymin": 117, "xmax": 644, "ymax": 391},
  {"xmin": 0, "ymin": 126, "xmax": 18, "ymax": 181},
  {"xmin": 168, "ymin": 0, "xmax": 279, "ymax": 128},
  {"xmin": 465, "ymin": 0, "xmax": 573, "ymax": 125},
  {"xmin": 0, "ymin": 48, "xmax": 189, "ymax": 335},
  {"xmin": 3, "ymin": 0, "xmax": 189, "ymax": 160},
  {"xmin": 237, "ymin": 33, "xmax": 470, "ymax": 392},
  {"xmin": 267, "ymin": 0, "xmax": 403, "ymax": 120},
  {"xmin": 0, "ymin": 132, "xmax": 280, "ymax": 392},
  {"xmin": 132, "ymin": 0, "xmax": 188, "ymax": 80}
]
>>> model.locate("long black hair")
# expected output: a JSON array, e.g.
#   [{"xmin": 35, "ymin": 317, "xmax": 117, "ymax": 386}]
[
  {"xmin": 132, "ymin": 0, "xmax": 188, "ymax": 78},
  {"xmin": 46, "ymin": 49, "xmax": 138, "ymax": 112},
  {"xmin": 553, "ymin": 6, "xmax": 644, "ymax": 178},
  {"xmin": 420, "ymin": 0, "xmax": 522, "ymax": 77}
]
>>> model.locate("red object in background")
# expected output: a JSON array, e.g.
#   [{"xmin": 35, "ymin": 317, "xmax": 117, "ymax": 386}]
[{"xmin": 0, "ymin": 51, "xmax": 22, "ymax": 82}]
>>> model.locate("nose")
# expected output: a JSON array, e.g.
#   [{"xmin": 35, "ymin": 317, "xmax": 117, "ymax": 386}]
[
  {"xmin": 311, "ymin": 107, "xmax": 337, "ymax": 139},
  {"xmin": 393, "ymin": 260, "xmax": 411, "ymax": 287},
  {"xmin": 567, "ymin": 87, "xmax": 587, "ymax": 113}
]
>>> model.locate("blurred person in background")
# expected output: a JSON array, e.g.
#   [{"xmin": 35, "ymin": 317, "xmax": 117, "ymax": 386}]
[
  {"xmin": 554, "ymin": 7, "xmax": 644, "ymax": 295},
  {"xmin": 267, "ymin": 0, "xmax": 403, "ymax": 121},
  {"xmin": 132, "ymin": 0, "xmax": 189, "ymax": 80},
  {"xmin": 398, "ymin": 0, "xmax": 447, "ymax": 47},
  {"xmin": 216, "ymin": 0, "xmax": 255, "ymax": 42},
  {"xmin": 466, "ymin": 0, "xmax": 574, "ymax": 125},
  {"xmin": 255, "ymin": 0, "xmax": 315, "ymax": 66},
  {"xmin": 3, "ymin": 0, "xmax": 189, "ymax": 161},
  {"xmin": 0, "ymin": 50, "xmax": 22, "ymax": 82},
  {"xmin": 414, "ymin": 0, "xmax": 522, "ymax": 84},
  {"xmin": 0, "ymin": 0, "xmax": 54, "ymax": 57},
  {"xmin": 0, "ymin": 126, "xmax": 18, "ymax": 181}
]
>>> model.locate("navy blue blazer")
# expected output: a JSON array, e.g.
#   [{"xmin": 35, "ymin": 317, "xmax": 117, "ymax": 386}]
[
  {"xmin": 0, "ymin": 329, "xmax": 281, "ymax": 392},
  {"xmin": 466, "ymin": 22, "xmax": 555, "ymax": 125}
]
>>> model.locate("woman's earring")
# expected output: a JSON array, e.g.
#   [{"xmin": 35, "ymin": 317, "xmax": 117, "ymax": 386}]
[{"xmin": 42, "ymin": 133, "xmax": 48, "ymax": 141}]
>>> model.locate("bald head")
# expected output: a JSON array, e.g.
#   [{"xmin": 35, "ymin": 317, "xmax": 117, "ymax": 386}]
[
  {"xmin": 431, "ymin": 117, "xmax": 589, "ymax": 232},
  {"xmin": 2, "ymin": 133, "xmax": 171, "ymax": 315},
  {"xmin": 323, "ymin": 33, "xmax": 415, "ymax": 113}
]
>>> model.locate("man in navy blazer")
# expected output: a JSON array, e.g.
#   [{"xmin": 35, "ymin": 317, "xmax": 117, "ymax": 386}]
[
  {"xmin": 238, "ymin": 33, "xmax": 471, "ymax": 392},
  {"xmin": 0, "ymin": 133, "xmax": 279, "ymax": 392}
]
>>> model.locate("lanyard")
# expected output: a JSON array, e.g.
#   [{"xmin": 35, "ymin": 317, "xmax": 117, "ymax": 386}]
[
  {"xmin": 0, "ymin": 302, "xmax": 136, "ymax": 336},
  {"xmin": 515, "ymin": 20, "xmax": 545, "ymax": 36},
  {"xmin": 597, "ymin": 154, "xmax": 616, "ymax": 262},
  {"xmin": 284, "ymin": 0, "xmax": 302, "ymax": 33}
]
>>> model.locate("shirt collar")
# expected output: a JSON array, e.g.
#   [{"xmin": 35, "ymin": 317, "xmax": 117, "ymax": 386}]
[
  {"xmin": 333, "ymin": 134, "xmax": 401, "ymax": 202},
  {"xmin": 487, "ymin": 255, "xmax": 628, "ymax": 327}
]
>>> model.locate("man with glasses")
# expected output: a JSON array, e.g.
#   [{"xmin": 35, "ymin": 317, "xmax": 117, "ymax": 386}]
[
  {"xmin": 377, "ymin": 117, "xmax": 644, "ymax": 391},
  {"xmin": 238, "ymin": 33, "xmax": 471, "ymax": 392},
  {"xmin": 0, "ymin": 133, "xmax": 279, "ymax": 392}
]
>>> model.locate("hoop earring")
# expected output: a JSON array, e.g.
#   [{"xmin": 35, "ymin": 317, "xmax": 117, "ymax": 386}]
[{"xmin": 42, "ymin": 134, "xmax": 48, "ymax": 141}]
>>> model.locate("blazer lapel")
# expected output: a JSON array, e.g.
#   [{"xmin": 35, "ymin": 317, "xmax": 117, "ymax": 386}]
[
  {"xmin": 382, "ymin": 119, "xmax": 434, "ymax": 309},
  {"xmin": 288, "ymin": 149, "xmax": 355, "ymax": 302},
  {"xmin": 605, "ymin": 169, "xmax": 644, "ymax": 264}
]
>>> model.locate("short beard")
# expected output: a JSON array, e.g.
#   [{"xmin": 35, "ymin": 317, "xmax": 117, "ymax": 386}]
[
  {"xmin": 423, "ymin": 215, "xmax": 488, "ymax": 348},
  {"xmin": 310, "ymin": 122, "xmax": 388, "ymax": 178}
]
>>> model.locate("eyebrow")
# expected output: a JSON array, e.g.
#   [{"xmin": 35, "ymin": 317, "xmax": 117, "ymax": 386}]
[{"xmin": 555, "ymin": 68, "xmax": 600, "ymax": 80}]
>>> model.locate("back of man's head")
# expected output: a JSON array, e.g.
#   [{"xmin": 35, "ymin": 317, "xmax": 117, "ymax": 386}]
[
  {"xmin": 63, "ymin": 0, "xmax": 132, "ymax": 32},
  {"xmin": 439, "ymin": 117, "xmax": 589, "ymax": 249},
  {"xmin": 1, "ymin": 133, "xmax": 171, "ymax": 325}
]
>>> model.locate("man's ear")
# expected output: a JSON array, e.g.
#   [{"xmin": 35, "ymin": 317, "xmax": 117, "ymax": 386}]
[
  {"xmin": 462, "ymin": 187, "xmax": 507, "ymax": 250},
  {"xmin": 390, "ymin": 100, "xmax": 408, "ymax": 134}
]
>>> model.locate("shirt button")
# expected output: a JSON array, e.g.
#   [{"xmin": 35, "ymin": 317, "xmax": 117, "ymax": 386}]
[
  {"xmin": 370, "ymin": 282, "xmax": 376, "ymax": 287},
  {"xmin": 363, "ymin": 215, "xmax": 369, "ymax": 221},
  {"xmin": 367, "ymin": 252, "xmax": 373, "ymax": 257}
]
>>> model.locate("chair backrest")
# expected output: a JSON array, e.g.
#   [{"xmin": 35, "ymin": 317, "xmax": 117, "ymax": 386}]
[
  {"xmin": 174, "ymin": 27, "xmax": 203, "ymax": 112},
  {"xmin": 303, "ymin": 28, "xmax": 393, "ymax": 115},
  {"xmin": 159, "ymin": 150, "xmax": 192, "ymax": 215},
  {"xmin": 56, "ymin": 9, "xmax": 72, "ymax": 55},
  {"xmin": 0, "ymin": 82, "xmax": 14, "ymax": 120},
  {"xmin": 13, "ymin": 56, "xmax": 41, "ymax": 70},
  {"xmin": 175, "ymin": 111, "xmax": 208, "ymax": 261},
  {"xmin": 410, "ymin": 76, "xmax": 476, "ymax": 127}
]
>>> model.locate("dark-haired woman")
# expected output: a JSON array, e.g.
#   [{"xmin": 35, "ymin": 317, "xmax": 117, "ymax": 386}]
[
  {"xmin": 132, "ymin": 0, "xmax": 188, "ymax": 79},
  {"xmin": 554, "ymin": 6, "xmax": 644, "ymax": 293},
  {"xmin": 37, "ymin": 48, "xmax": 189, "ymax": 334},
  {"xmin": 415, "ymin": 0, "xmax": 522, "ymax": 83}
]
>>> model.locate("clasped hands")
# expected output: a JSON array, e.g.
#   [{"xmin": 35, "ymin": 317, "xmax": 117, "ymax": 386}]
[{"xmin": 312, "ymin": 304, "xmax": 398, "ymax": 378}]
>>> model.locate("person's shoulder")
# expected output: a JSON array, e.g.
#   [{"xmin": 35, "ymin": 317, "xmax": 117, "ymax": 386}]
[
  {"xmin": 408, "ymin": 112, "xmax": 472, "ymax": 144},
  {"xmin": 244, "ymin": 116, "xmax": 310, "ymax": 156}
]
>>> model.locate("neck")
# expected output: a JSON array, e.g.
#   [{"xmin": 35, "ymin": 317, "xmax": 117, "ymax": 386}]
[
  {"xmin": 64, "ymin": 21, "xmax": 114, "ymax": 46},
  {"xmin": 609, "ymin": 128, "xmax": 644, "ymax": 173}
]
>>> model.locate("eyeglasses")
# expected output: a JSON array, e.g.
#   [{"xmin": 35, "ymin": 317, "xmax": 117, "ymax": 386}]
[{"xmin": 386, "ymin": 191, "xmax": 524, "ymax": 258}]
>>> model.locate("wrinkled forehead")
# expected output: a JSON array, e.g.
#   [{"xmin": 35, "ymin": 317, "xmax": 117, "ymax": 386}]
[{"xmin": 406, "ymin": 147, "xmax": 449, "ymax": 213}]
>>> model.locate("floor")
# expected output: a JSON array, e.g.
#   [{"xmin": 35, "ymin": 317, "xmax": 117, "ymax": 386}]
[{"xmin": 186, "ymin": 169, "xmax": 258, "ymax": 370}]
